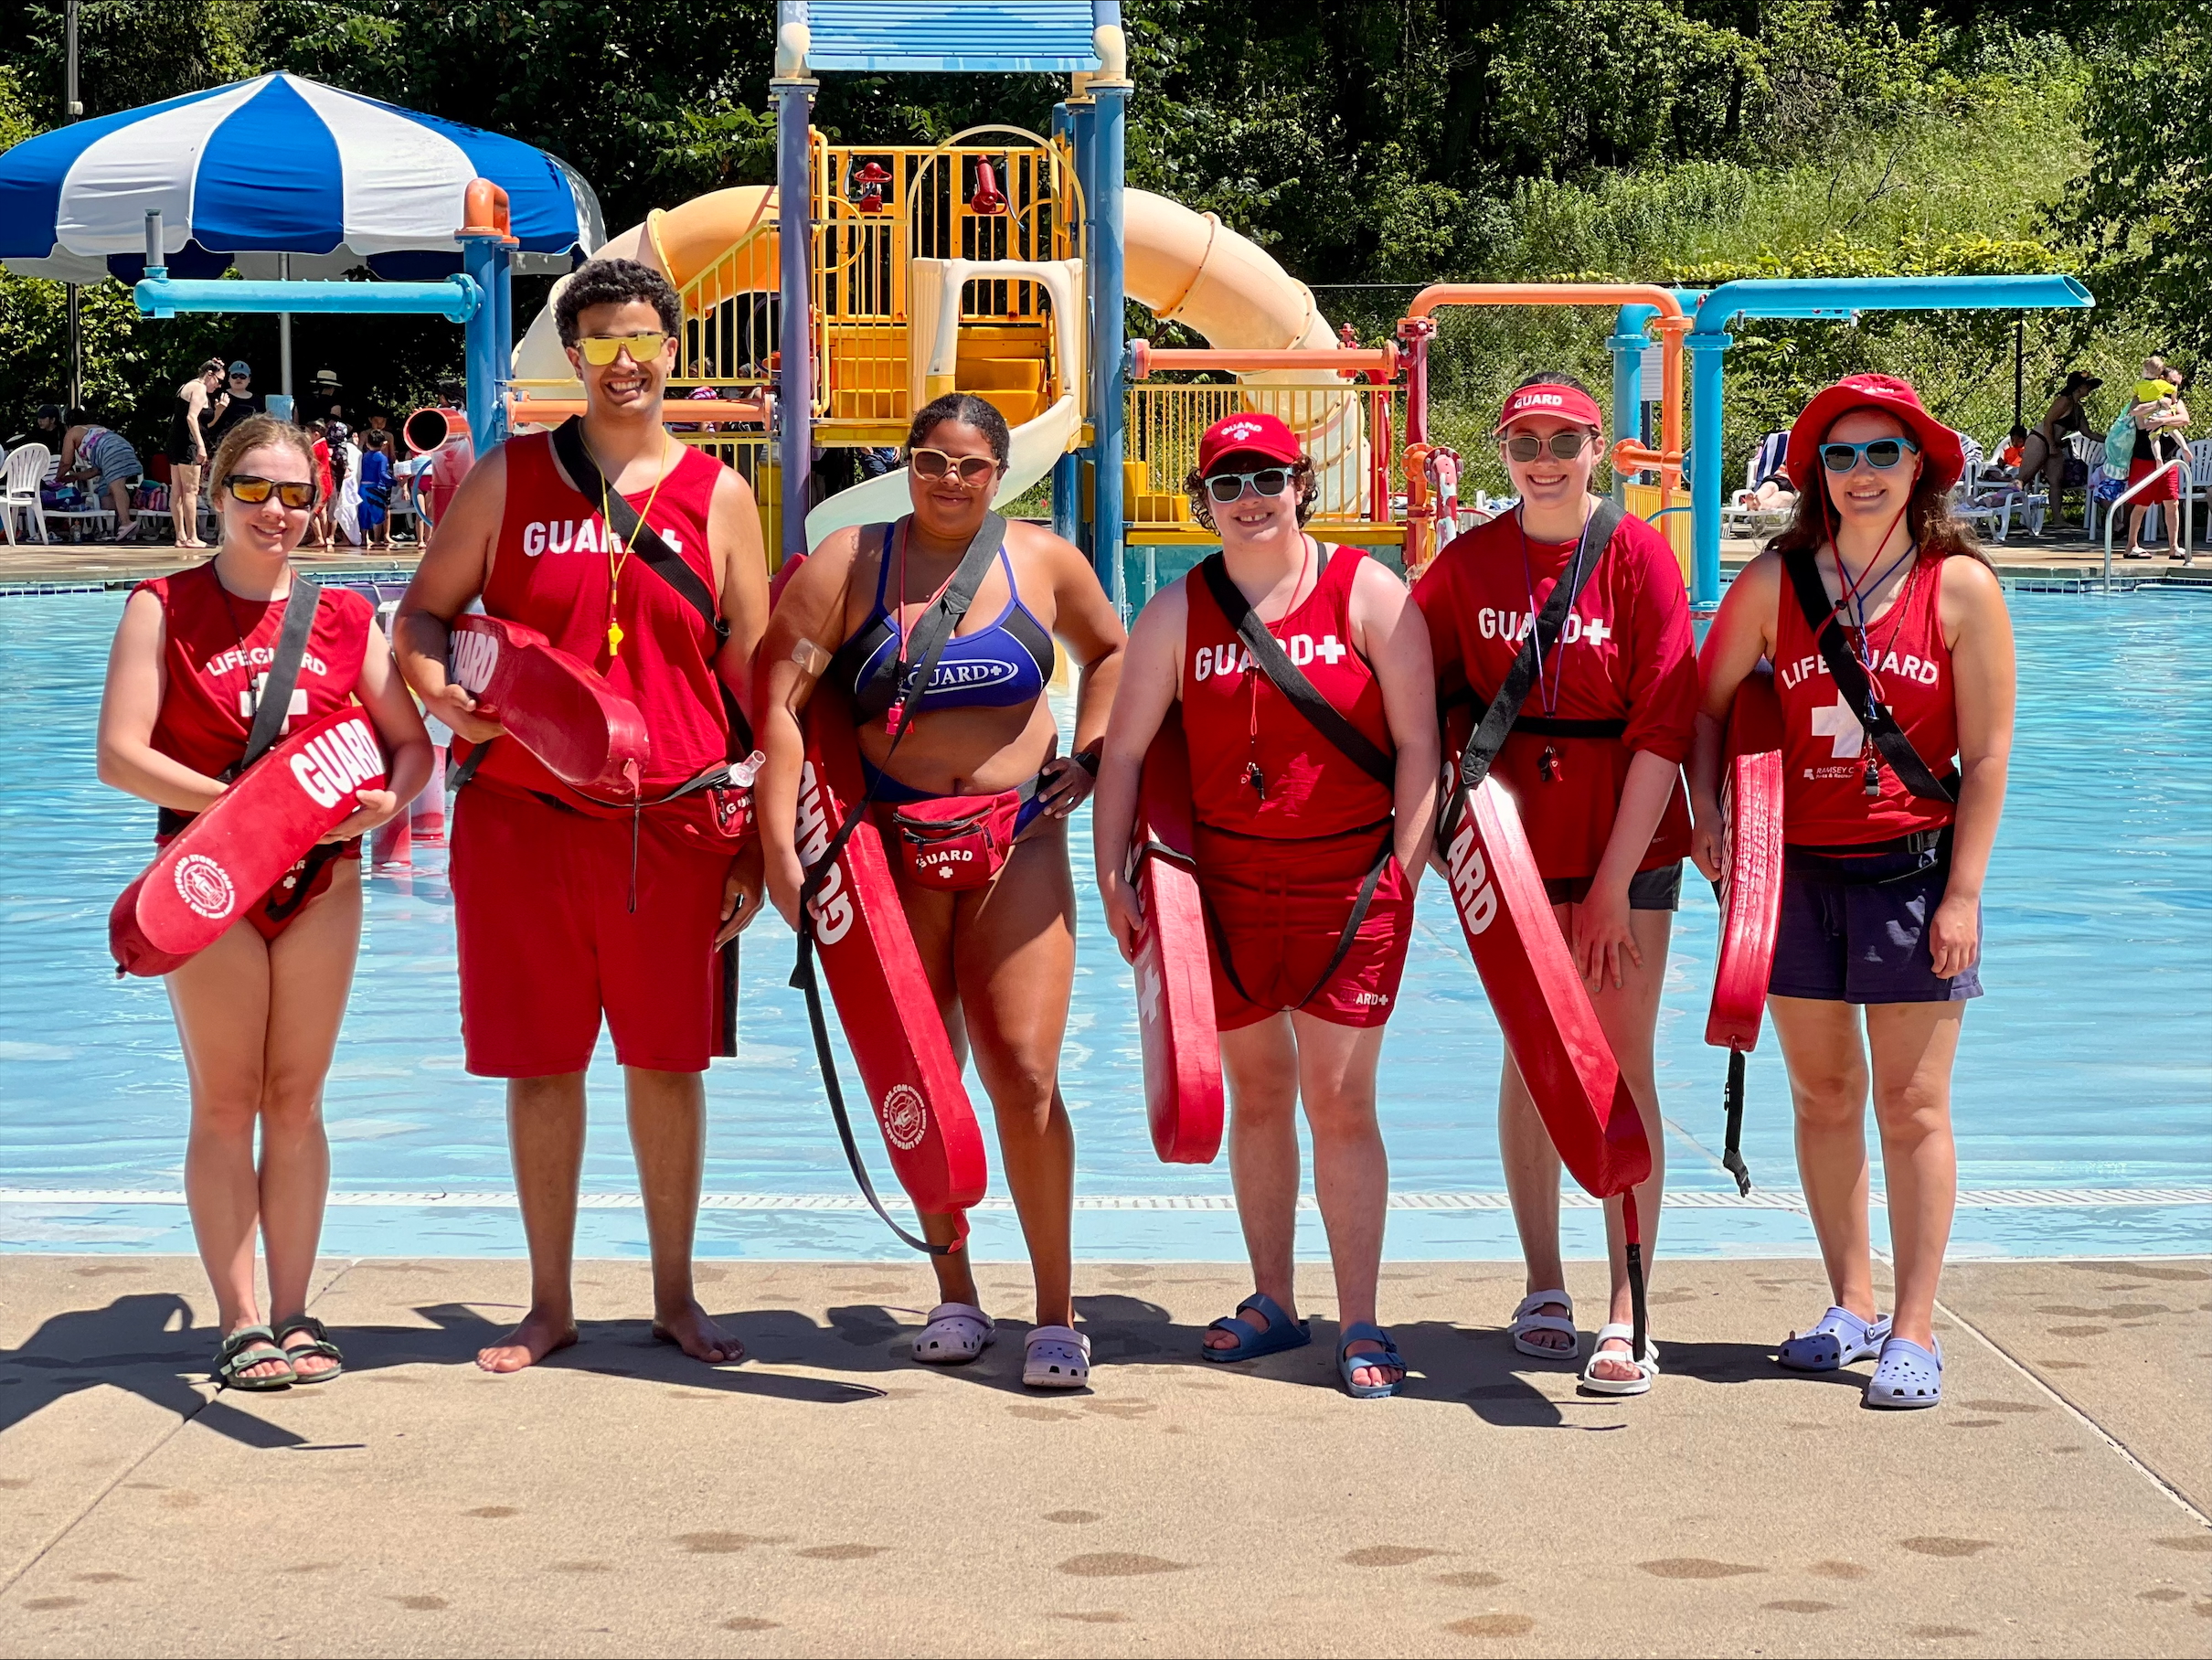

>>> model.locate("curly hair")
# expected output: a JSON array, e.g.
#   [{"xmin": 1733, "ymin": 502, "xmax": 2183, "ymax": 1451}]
[
  {"xmin": 1183, "ymin": 455, "xmax": 1317, "ymax": 530},
  {"xmin": 906, "ymin": 392, "xmax": 1012, "ymax": 466},
  {"xmin": 555, "ymin": 257, "xmax": 681, "ymax": 346}
]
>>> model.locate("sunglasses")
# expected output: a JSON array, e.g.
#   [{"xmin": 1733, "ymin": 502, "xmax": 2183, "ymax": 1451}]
[
  {"xmin": 577, "ymin": 331, "xmax": 670, "ymax": 367},
  {"xmin": 225, "ymin": 474, "xmax": 316, "ymax": 510},
  {"xmin": 1502, "ymin": 431, "xmax": 1593, "ymax": 463},
  {"xmin": 909, "ymin": 447, "xmax": 999, "ymax": 486},
  {"xmin": 1202, "ymin": 467, "xmax": 1292, "ymax": 505},
  {"xmin": 1820, "ymin": 437, "xmax": 1920, "ymax": 474}
]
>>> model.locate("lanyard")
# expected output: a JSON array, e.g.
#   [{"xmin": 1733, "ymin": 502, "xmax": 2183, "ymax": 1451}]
[{"xmin": 1516, "ymin": 505, "xmax": 1591, "ymax": 718}]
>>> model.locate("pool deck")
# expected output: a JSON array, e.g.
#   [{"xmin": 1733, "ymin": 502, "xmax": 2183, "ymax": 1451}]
[
  {"xmin": 2, "ymin": 1254, "xmax": 2204, "ymax": 1656},
  {"xmin": 2, "ymin": 529, "xmax": 2203, "ymax": 594}
]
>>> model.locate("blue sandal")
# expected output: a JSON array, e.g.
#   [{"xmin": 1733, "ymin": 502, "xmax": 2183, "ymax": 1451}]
[
  {"xmin": 1337, "ymin": 1322, "xmax": 1405, "ymax": 1399},
  {"xmin": 1778, "ymin": 1306, "xmax": 1890, "ymax": 1372},
  {"xmin": 1865, "ymin": 1336, "xmax": 1943, "ymax": 1409},
  {"xmin": 1201, "ymin": 1293, "xmax": 1311, "ymax": 1363}
]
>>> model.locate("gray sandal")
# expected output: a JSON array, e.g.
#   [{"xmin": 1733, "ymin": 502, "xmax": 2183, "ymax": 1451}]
[
  {"xmin": 272, "ymin": 1314, "xmax": 344, "ymax": 1383},
  {"xmin": 211, "ymin": 1325, "xmax": 294, "ymax": 1391}
]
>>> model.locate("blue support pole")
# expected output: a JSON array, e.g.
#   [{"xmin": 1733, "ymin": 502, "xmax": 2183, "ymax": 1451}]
[
  {"xmin": 1608, "ymin": 304, "xmax": 1657, "ymax": 506},
  {"xmin": 1070, "ymin": 90, "xmax": 1099, "ymax": 563},
  {"xmin": 1049, "ymin": 99, "xmax": 1082, "ymax": 547},
  {"xmin": 459, "ymin": 233, "xmax": 505, "ymax": 453},
  {"xmin": 1090, "ymin": 80, "xmax": 1128, "ymax": 605},
  {"xmin": 774, "ymin": 75, "xmax": 817, "ymax": 559},
  {"xmin": 1686, "ymin": 329, "xmax": 1731, "ymax": 610}
]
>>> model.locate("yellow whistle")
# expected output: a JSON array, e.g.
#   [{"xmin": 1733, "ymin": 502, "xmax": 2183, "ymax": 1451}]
[{"xmin": 607, "ymin": 622, "xmax": 625, "ymax": 657}]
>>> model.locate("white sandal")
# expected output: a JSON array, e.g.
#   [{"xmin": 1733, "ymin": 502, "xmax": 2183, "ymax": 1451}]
[
  {"xmin": 1580, "ymin": 1323, "xmax": 1659, "ymax": 1396},
  {"xmin": 1023, "ymin": 1325, "xmax": 1090, "ymax": 1389},
  {"xmin": 912, "ymin": 1302, "xmax": 994, "ymax": 1365},
  {"xmin": 1509, "ymin": 1290, "xmax": 1579, "ymax": 1359}
]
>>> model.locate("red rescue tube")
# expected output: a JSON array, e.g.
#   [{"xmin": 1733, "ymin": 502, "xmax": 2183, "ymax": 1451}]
[
  {"xmin": 796, "ymin": 689, "xmax": 988, "ymax": 1221},
  {"xmin": 1440, "ymin": 773, "xmax": 1652, "ymax": 1200},
  {"xmin": 111, "ymin": 706, "xmax": 388, "ymax": 976},
  {"xmin": 1129, "ymin": 708, "xmax": 1224, "ymax": 1165},
  {"xmin": 1706, "ymin": 666, "xmax": 1786, "ymax": 1053},
  {"xmin": 447, "ymin": 614, "xmax": 648, "ymax": 797}
]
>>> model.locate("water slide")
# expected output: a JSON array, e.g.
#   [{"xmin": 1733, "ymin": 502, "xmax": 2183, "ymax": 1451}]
[{"xmin": 512, "ymin": 186, "xmax": 1350, "ymax": 548}]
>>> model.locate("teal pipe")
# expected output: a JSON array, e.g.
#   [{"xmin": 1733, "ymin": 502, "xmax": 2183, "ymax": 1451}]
[
  {"xmin": 134, "ymin": 274, "xmax": 481, "ymax": 324},
  {"xmin": 1693, "ymin": 274, "xmax": 2091, "ymax": 334},
  {"xmin": 1608, "ymin": 304, "xmax": 1658, "ymax": 505},
  {"xmin": 1686, "ymin": 330, "xmax": 1731, "ymax": 610}
]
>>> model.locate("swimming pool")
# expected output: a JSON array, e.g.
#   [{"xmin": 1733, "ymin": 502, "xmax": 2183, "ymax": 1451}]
[{"xmin": 1, "ymin": 588, "xmax": 2205, "ymax": 1260}]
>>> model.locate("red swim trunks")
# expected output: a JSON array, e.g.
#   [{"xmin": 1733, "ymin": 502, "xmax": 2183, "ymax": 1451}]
[
  {"xmin": 1195, "ymin": 824, "xmax": 1414, "ymax": 1030},
  {"xmin": 451, "ymin": 784, "xmax": 734, "ymax": 1077},
  {"xmin": 2127, "ymin": 453, "xmax": 2182, "ymax": 503}
]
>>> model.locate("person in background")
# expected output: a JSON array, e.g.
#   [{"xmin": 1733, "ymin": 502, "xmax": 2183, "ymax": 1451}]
[
  {"xmin": 2015, "ymin": 370, "xmax": 2098, "ymax": 529},
  {"xmin": 204, "ymin": 363, "xmax": 259, "ymax": 451},
  {"xmin": 2123, "ymin": 365, "xmax": 2192, "ymax": 563},
  {"xmin": 59, "ymin": 414, "xmax": 144, "ymax": 539},
  {"xmin": 308, "ymin": 424, "xmax": 336, "ymax": 554},
  {"xmin": 1988, "ymin": 424, "xmax": 2029, "ymax": 479},
  {"xmin": 168, "ymin": 359, "xmax": 227, "ymax": 549},
  {"xmin": 356, "ymin": 431, "xmax": 395, "ymax": 550}
]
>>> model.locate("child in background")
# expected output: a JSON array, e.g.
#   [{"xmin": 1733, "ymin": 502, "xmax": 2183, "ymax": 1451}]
[{"xmin": 357, "ymin": 431, "xmax": 394, "ymax": 550}]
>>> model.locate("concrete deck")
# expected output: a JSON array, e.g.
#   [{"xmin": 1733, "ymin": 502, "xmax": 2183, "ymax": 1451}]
[{"xmin": 1, "ymin": 1256, "xmax": 2204, "ymax": 1656}]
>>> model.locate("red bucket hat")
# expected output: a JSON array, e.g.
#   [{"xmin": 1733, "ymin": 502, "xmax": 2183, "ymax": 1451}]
[
  {"xmin": 1783, "ymin": 374, "xmax": 1963, "ymax": 493},
  {"xmin": 1196, "ymin": 411, "xmax": 1303, "ymax": 474}
]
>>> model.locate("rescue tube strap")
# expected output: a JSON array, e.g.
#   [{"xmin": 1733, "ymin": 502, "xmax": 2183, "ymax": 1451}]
[
  {"xmin": 1197, "ymin": 549, "xmax": 1395, "ymax": 792},
  {"xmin": 156, "ymin": 574, "xmax": 324, "ymax": 838},
  {"xmin": 1781, "ymin": 545, "xmax": 1957, "ymax": 806},
  {"xmin": 1457, "ymin": 501, "xmax": 1622, "ymax": 801},
  {"xmin": 551, "ymin": 417, "xmax": 753, "ymax": 754},
  {"xmin": 788, "ymin": 513, "xmax": 1006, "ymax": 1255},
  {"xmin": 1722, "ymin": 1048, "xmax": 1750, "ymax": 1197},
  {"xmin": 1200, "ymin": 831, "xmax": 1393, "ymax": 1019}
]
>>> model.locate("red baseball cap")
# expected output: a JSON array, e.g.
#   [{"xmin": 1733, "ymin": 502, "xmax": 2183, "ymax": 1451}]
[
  {"xmin": 1197, "ymin": 411, "xmax": 1303, "ymax": 474},
  {"xmin": 1497, "ymin": 382, "xmax": 1604, "ymax": 434},
  {"xmin": 1783, "ymin": 373, "xmax": 1963, "ymax": 493}
]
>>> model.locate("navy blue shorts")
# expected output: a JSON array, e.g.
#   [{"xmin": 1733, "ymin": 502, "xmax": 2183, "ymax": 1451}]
[{"xmin": 1769, "ymin": 843, "xmax": 1983, "ymax": 1006}]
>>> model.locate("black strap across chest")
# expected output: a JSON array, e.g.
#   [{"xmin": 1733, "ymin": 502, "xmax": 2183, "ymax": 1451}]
[
  {"xmin": 551, "ymin": 418, "xmax": 752, "ymax": 754},
  {"xmin": 1197, "ymin": 546, "xmax": 1394, "ymax": 791},
  {"xmin": 1781, "ymin": 544, "xmax": 1957, "ymax": 805}
]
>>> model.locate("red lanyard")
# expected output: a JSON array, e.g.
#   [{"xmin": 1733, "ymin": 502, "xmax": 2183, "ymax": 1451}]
[{"xmin": 1244, "ymin": 536, "xmax": 1314, "ymax": 798}]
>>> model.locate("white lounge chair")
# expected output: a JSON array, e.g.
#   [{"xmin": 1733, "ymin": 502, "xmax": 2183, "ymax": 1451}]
[{"xmin": 1, "ymin": 443, "xmax": 51, "ymax": 545}]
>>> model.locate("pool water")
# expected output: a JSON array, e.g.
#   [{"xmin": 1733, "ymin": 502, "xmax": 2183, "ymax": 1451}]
[{"xmin": 0, "ymin": 589, "xmax": 2206, "ymax": 1260}]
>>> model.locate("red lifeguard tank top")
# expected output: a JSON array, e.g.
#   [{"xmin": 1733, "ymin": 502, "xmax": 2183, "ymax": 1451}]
[
  {"xmin": 1774, "ymin": 549, "xmax": 1960, "ymax": 846},
  {"xmin": 1182, "ymin": 543, "xmax": 1395, "ymax": 839},
  {"xmin": 140, "ymin": 562, "xmax": 374, "ymax": 781},
  {"xmin": 475, "ymin": 430, "xmax": 730, "ymax": 813}
]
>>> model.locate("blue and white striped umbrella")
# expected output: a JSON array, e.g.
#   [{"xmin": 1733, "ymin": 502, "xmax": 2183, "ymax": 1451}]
[{"xmin": 0, "ymin": 72, "xmax": 603, "ymax": 283}]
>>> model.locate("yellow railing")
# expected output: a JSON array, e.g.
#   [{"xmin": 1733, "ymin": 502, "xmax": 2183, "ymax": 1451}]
[{"xmin": 1124, "ymin": 380, "xmax": 1406, "ymax": 545}]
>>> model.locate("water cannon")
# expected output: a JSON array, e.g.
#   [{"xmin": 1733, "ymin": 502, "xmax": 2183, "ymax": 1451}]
[
  {"xmin": 968, "ymin": 160, "xmax": 1008, "ymax": 217},
  {"xmin": 403, "ymin": 406, "xmax": 465, "ymax": 457},
  {"xmin": 852, "ymin": 160, "xmax": 891, "ymax": 217}
]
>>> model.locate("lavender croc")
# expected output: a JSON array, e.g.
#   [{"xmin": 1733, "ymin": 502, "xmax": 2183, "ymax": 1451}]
[
  {"xmin": 1865, "ymin": 1336, "xmax": 1943, "ymax": 1409},
  {"xmin": 1778, "ymin": 1306, "xmax": 1891, "ymax": 1372}
]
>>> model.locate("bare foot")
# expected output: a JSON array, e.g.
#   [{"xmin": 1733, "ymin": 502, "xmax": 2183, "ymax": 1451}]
[
  {"xmin": 477, "ymin": 1307, "xmax": 578, "ymax": 1373},
  {"xmin": 1342, "ymin": 1338, "xmax": 1404, "ymax": 1392},
  {"xmin": 652, "ymin": 1300, "xmax": 745, "ymax": 1365},
  {"xmin": 1202, "ymin": 1300, "xmax": 1292, "ymax": 1351},
  {"xmin": 1587, "ymin": 1334, "xmax": 1643, "ymax": 1385},
  {"xmin": 1518, "ymin": 1299, "xmax": 1576, "ymax": 1353},
  {"xmin": 223, "ymin": 1319, "xmax": 292, "ymax": 1385}
]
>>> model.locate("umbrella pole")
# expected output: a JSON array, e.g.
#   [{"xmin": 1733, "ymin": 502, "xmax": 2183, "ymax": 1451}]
[{"xmin": 280, "ymin": 255, "xmax": 293, "ymax": 403}]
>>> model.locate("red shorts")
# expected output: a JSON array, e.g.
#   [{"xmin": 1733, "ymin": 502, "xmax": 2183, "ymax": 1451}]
[
  {"xmin": 2128, "ymin": 454, "xmax": 2182, "ymax": 502},
  {"xmin": 451, "ymin": 783, "xmax": 734, "ymax": 1077},
  {"xmin": 1195, "ymin": 824, "xmax": 1414, "ymax": 1031}
]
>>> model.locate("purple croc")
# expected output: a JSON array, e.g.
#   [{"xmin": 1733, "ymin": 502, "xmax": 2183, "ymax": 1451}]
[
  {"xmin": 1865, "ymin": 1336, "xmax": 1943, "ymax": 1409},
  {"xmin": 1778, "ymin": 1305, "xmax": 1891, "ymax": 1372}
]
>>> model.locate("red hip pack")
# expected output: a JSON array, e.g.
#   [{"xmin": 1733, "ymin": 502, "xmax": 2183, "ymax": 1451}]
[{"xmin": 887, "ymin": 785, "xmax": 1032, "ymax": 890}]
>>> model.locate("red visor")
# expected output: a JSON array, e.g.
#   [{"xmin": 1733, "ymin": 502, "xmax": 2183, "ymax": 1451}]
[
  {"xmin": 1497, "ymin": 383, "xmax": 1604, "ymax": 433},
  {"xmin": 1197, "ymin": 412, "xmax": 1303, "ymax": 474}
]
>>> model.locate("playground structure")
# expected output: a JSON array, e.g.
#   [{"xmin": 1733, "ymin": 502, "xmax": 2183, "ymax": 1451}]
[{"xmin": 503, "ymin": 2, "xmax": 2092, "ymax": 609}]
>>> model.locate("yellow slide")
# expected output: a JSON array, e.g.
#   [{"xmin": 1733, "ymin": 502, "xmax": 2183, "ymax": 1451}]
[{"xmin": 511, "ymin": 185, "xmax": 1356, "ymax": 543}]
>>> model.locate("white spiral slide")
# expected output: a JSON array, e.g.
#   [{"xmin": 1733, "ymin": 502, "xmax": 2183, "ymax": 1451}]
[{"xmin": 512, "ymin": 186, "xmax": 1348, "ymax": 550}]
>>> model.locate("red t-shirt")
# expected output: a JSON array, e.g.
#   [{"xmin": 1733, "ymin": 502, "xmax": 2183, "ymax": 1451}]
[
  {"xmin": 1415, "ymin": 507, "xmax": 1696, "ymax": 879},
  {"xmin": 140, "ymin": 562, "xmax": 375, "ymax": 782},
  {"xmin": 1181, "ymin": 543, "xmax": 1395, "ymax": 839},
  {"xmin": 1773, "ymin": 550, "xmax": 1960, "ymax": 846},
  {"xmin": 472, "ymin": 431, "xmax": 732, "ymax": 818}
]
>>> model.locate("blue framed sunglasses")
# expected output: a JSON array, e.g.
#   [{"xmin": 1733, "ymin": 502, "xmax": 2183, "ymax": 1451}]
[{"xmin": 1819, "ymin": 436, "xmax": 1920, "ymax": 473}]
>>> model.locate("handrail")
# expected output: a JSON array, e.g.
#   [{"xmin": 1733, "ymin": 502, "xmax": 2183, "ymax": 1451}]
[
  {"xmin": 1406, "ymin": 282, "xmax": 1686, "ymax": 319},
  {"xmin": 1127, "ymin": 341, "xmax": 1397, "ymax": 379},
  {"xmin": 2102, "ymin": 453, "xmax": 2195, "ymax": 592}
]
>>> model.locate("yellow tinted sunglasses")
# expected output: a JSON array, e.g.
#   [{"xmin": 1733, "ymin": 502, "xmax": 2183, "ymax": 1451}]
[{"xmin": 577, "ymin": 331, "xmax": 669, "ymax": 367}]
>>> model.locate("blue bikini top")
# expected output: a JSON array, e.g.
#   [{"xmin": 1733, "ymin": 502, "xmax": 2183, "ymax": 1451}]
[{"xmin": 831, "ymin": 519, "xmax": 1056, "ymax": 720}]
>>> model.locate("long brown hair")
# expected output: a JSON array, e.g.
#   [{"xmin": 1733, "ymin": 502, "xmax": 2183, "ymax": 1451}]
[{"xmin": 1765, "ymin": 416, "xmax": 1989, "ymax": 568}]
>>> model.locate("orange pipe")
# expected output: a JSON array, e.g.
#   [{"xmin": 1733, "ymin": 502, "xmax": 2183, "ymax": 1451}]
[
  {"xmin": 457, "ymin": 178, "xmax": 518, "ymax": 245},
  {"xmin": 1129, "ymin": 343, "xmax": 1398, "ymax": 378}
]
